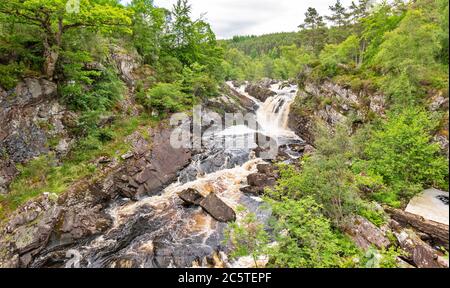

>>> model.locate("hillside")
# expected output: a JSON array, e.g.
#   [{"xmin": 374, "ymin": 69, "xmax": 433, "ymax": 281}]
[{"xmin": 0, "ymin": 0, "xmax": 448, "ymax": 269}]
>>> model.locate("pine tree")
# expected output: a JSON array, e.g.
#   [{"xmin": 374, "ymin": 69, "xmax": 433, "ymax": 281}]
[
  {"xmin": 299, "ymin": 7, "xmax": 326, "ymax": 30},
  {"xmin": 349, "ymin": 0, "xmax": 374, "ymax": 23},
  {"xmin": 326, "ymin": 0, "xmax": 350, "ymax": 27},
  {"xmin": 299, "ymin": 7, "xmax": 327, "ymax": 54}
]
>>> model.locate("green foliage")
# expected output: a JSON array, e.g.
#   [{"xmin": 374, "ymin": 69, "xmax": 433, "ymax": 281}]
[
  {"xmin": 224, "ymin": 33, "xmax": 300, "ymax": 57},
  {"xmin": 320, "ymin": 34, "xmax": 360, "ymax": 76},
  {"xmin": 130, "ymin": 0, "xmax": 166, "ymax": 65},
  {"xmin": 139, "ymin": 82, "xmax": 188, "ymax": 113},
  {"xmin": 60, "ymin": 53, "xmax": 125, "ymax": 112},
  {"xmin": 224, "ymin": 206, "xmax": 270, "ymax": 267},
  {"xmin": 358, "ymin": 108, "xmax": 449, "ymax": 205},
  {"xmin": 373, "ymin": 8, "xmax": 446, "ymax": 105},
  {"xmin": 264, "ymin": 196, "xmax": 361, "ymax": 268},
  {"xmin": 0, "ymin": 0, "xmax": 132, "ymax": 78},
  {"xmin": 268, "ymin": 126, "xmax": 371, "ymax": 226},
  {"xmin": 363, "ymin": 246, "xmax": 402, "ymax": 268},
  {"xmin": 0, "ymin": 62, "xmax": 24, "ymax": 90}
]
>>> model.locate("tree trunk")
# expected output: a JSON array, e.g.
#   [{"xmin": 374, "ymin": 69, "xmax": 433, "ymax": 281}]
[
  {"xmin": 43, "ymin": 19, "xmax": 63, "ymax": 80},
  {"xmin": 43, "ymin": 45, "xmax": 59, "ymax": 80},
  {"xmin": 385, "ymin": 207, "xmax": 449, "ymax": 248}
]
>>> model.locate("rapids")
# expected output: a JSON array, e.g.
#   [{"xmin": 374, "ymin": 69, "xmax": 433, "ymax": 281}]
[{"xmin": 34, "ymin": 81, "xmax": 302, "ymax": 268}]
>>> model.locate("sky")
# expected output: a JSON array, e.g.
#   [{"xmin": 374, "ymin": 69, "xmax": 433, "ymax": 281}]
[{"xmin": 121, "ymin": 0, "xmax": 355, "ymax": 39}]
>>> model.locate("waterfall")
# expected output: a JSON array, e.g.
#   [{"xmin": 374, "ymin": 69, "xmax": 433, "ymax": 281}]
[
  {"xmin": 229, "ymin": 81, "xmax": 300, "ymax": 141},
  {"xmin": 38, "ymin": 81, "xmax": 302, "ymax": 268}
]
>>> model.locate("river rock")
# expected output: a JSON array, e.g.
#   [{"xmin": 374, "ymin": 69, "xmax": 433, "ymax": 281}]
[
  {"xmin": 240, "ymin": 185, "xmax": 264, "ymax": 196},
  {"xmin": 200, "ymin": 193, "xmax": 236, "ymax": 222},
  {"xmin": 245, "ymin": 84, "xmax": 276, "ymax": 102},
  {"xmin": 247, "ymin": 173, "xmax": 276, "ymax": 188},
  {"xmin": 256, "ymin": 163, "xmax": 275, "ymax": 175},
  {"xmin": 179, "ymin": 188, "xmax": 205, "ymax": 205}
]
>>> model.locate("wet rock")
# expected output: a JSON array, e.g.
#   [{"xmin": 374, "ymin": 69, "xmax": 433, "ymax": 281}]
[
  {"xmin": 200, "ymin": 194, "xmax": 236, "ymax": 222},
  {"xmin": 344, "ymin": 215, "xmax": 391, "ymax": 250},
  {"xmin": 245, "ymin": 84, "xmax": 276, "ymax": 102},
  {"xmin": 256, "ymin": 163, "xmax": 275, "ymax": 175},
  {"xmin": 240, "ymin": 185, "xmax": 264, "ymax": 196},
  {"xmin": 57, "ymin": 206, "xmax": 112, "ymax": 244},
  {"xmin": 253, "ymin": 133, "xmax": 278, "ymax": 160},
  {"xmin": 178, "ymin": 188, "xmax": 205, "ymax": 205},
  {"xmin": 257, "ymin": 78, "xmax": 276, "ymax": 88},
  {"xmin": 247, "ymin": 173, "xmax": 276, "ymax": 188},
  {"xmin": 227, "ymin": 85, "xmax": 258, "ymax": 111},
  {"xmin": 134, "ymin": 166, "xmax": 156, "ymax": 184}
]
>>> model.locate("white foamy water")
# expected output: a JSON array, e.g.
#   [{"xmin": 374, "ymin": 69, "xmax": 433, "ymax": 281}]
[
  {"xmin": 227, "ymin": 81, "xmax": 300, "ymax": 141},
  {"xmin": 50, "ymin": 81, "xmax": 303, "ymax": 268}
]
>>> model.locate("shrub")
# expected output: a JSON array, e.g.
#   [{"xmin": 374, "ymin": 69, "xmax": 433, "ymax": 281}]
[
  {"xmin": 143, "ymin": 82, "xmax": 188, "ymax": 113},
  {"xmin": 0, "ymin": 62, "xmax": 24, "ymax": 90},
  {"xmin": 223, "ymin": 206, "xmax": 270, "ymax": 267},
  {"xmin": 61, "ymin": 66, "xmax": 124, "ymax": 112},
  {"xmin": 265, "ymin": 196, "xmax": 361, "ymax": 268},
  {"xmin": 361, "ymin": 107, "xmax": 449, "ymax": 204}
]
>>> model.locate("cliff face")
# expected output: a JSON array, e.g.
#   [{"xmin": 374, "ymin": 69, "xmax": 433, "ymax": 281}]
[
  {"xmin": 0, "ymin": 78, "xmax": 75, "ymax": 194},
  {"xmin": 288, "ymin": 80, "xmax": 449, "ymax": 158},
  {"xmin": 288, "ymin": 80, "xmax": 386, "ymax": 144},
  {"xmin": 0, "ymin": 47, "xmax": 145, "ymax": 196}
]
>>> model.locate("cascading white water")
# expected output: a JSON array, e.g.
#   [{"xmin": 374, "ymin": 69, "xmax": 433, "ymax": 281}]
[
  {"xmin": 226, "ymin": 81, "xmax": 300, "ymax": 141},
  {"xmin": 256, "ymin": 83, "xmax": 299, "ymax": 139},
  {"xmin": 51, "ymin": 81, "xmax": 302, "ymax": 268}
]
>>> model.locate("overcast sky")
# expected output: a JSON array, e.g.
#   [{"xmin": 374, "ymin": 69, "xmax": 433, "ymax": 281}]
[{"xmin": 121, "ymin": 0, "xmax": 355, "ymax": 39}]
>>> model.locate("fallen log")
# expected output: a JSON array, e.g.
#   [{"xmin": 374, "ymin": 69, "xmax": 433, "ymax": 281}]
[{"xmin": 385, "ymin": 207, "xmax": 449, "ymax": 248}]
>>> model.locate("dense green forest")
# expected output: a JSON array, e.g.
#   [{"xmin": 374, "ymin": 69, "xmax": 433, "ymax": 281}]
[{"xmin": 0, "ymin": 0, "xmax": 448, "ymax": 268}]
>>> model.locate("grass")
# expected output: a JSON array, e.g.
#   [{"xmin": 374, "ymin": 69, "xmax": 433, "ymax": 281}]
[{"xmin": 0, "ymin": 113, "xmax": 158, "ymax": 220}]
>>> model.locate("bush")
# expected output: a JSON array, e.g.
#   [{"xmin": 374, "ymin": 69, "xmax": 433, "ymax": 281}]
[
  {"xmin": 265, "ymin": 196, "xmax": 361, "ymax": 268},
  {"xmin": 361, "ymin": 107, "xmax": 449, "ymax": 204},
  {"xmin": 268, "ymin": 126, "xmax": 373, "ymax": 226},
  {"xmin": 60, "ymin": 51, "xmax": 124, "ymax": 112},
  {"xmin": 224, "ymin": 206, "xmax": 270, "ymax": 267},
  {"xmin": 0, "ymin": 63, "xmax": 24, "ymax": 90},
  {"xmin": 181, "ymin": 63, "xmax": 219, "ymax": 99},
  {"xmin": 142, "ymin": 82, "xmax": 188, "ymax": 113}
]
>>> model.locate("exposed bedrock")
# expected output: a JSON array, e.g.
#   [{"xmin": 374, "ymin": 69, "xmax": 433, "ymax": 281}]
[{"xmin": 0, "ymin": 124, "xmax": 192, "ymax": 267}]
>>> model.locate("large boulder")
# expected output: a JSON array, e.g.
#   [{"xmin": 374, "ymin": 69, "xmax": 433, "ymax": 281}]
[
  {"xmin": 247, "ymin": 173, "xmax": 276, "ymax": 187},
  {"xmin": 245, "ymin": 84, "xmax": 276, "ymax": 102},
  {"xmin": 199, "ymin": 193, "xmax": 236, "ymax": 222},
  {"xmin": 241, "ymin": 164, "xmax": 278, "ymax": 196},
  {"xmin": 113, "ymin": 126, "xmax": 192, "ymax": 199},
  {"xmin": 178, "ymin": 188, "xmax": 205, "ymax": 205}
]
